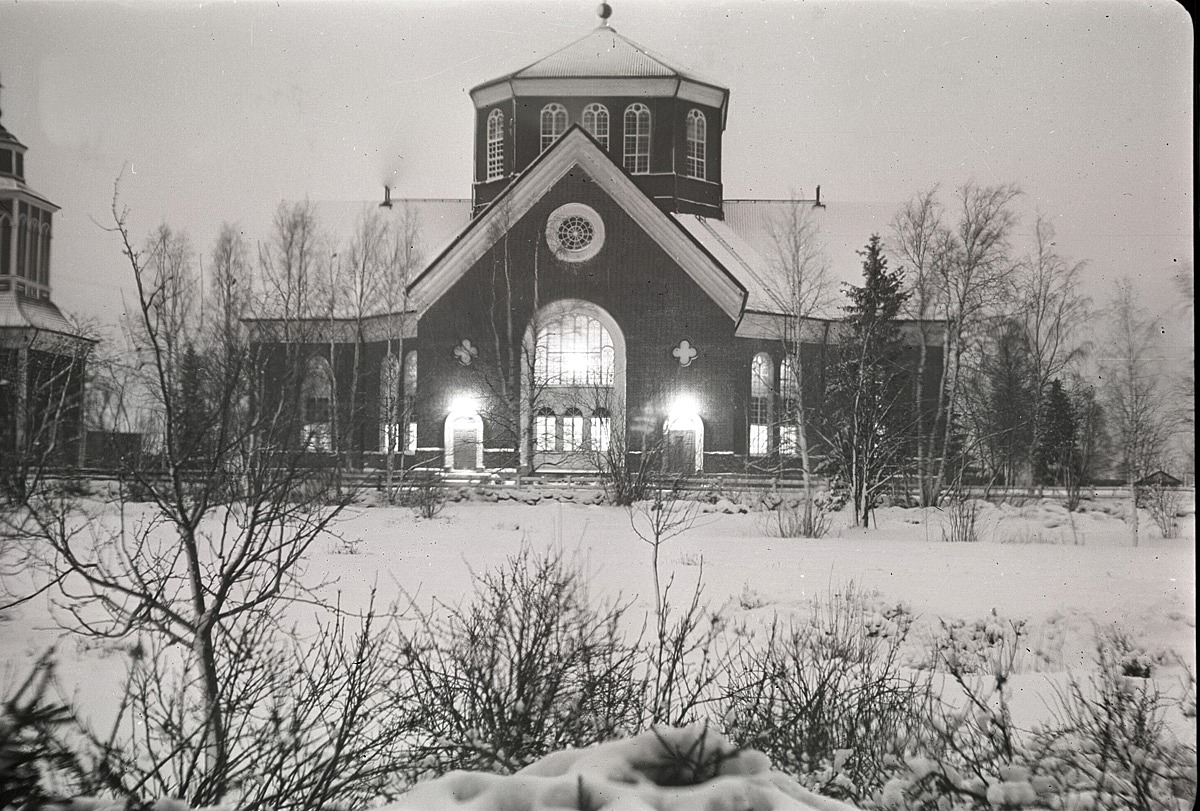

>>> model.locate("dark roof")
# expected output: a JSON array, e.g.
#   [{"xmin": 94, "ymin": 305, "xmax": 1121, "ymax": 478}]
[{"xmin": 1135, "ymin": 470, "xmax": 1183, "ymax": 487}]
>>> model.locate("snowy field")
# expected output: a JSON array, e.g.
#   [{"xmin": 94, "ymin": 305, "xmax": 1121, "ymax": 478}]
[{"xmin": 3, "ymin": 490, "xmax": 1193, "ymax": 741}]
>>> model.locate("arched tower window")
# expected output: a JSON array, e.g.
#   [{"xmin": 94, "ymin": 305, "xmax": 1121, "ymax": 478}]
[
  {"xmin": 540, "ymin": 103, "xmax": 568, "ymax": 152},
  {"xmin": 535, "ymin": 314, "xmax": 614, "ymax": 387},
  {"xmin": 623, "ymin": 104, "xmax": 651, "ymax": 174},
  {"xmin": 0, "ymin": 209, "xmax": 12, "ymax": 277},
  {"xmin": 779, "ymin": 356, "xmax": 801, "ymax": 456},
  {"xmin": 750, "ymin": 352, "xmax": 773, "ymax": 456},
  {"xmin": 582, "ymin": 103, "xmax": 609, "ymax": 149},
  {"xmin": 686, "ymin": 109, "xmax": 707, "ymax": 180},
  {"xmin": 486, "ymin": 109, "xmax": 505, "ymax": 181}
]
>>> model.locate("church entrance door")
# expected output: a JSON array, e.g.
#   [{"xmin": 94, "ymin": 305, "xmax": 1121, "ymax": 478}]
[
  {"xmin": 665, "ymin": 430, "xmax": 697, "ymax": 476},
  {"xmin": 452, "ymin": 419, "xmax": 478, "ymax": 469}
]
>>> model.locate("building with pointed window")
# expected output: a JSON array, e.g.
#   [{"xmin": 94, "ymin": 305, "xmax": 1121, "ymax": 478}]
[
  {"xmin": 250, "ymin": 8, "xmax": 941, "ymax": 476},
  {"xmin": 0, "ymin": 89, "xmax": 92, "ymax": 468}
]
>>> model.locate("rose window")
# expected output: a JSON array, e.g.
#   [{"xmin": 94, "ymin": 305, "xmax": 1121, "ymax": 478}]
[{"xmin": 557, "ymin": 216, "xmax": 594, "ymax": 252}]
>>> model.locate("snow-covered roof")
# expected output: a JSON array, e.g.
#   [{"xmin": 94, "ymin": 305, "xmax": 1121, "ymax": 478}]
[
  {"xmin": 491, "ymin": 26, "xmax": 722, "ymax": 86},
  {"xmin": 0, "ymin": 290, "xmax": 76, "ymax": 333}
]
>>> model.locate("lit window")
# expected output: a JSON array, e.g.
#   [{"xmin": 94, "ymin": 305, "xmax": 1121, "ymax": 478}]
[
  {"xmin": 582, "ymin": 103, "xmax": 609, "ymax": 149},
  {"xmin": 779, "ymin": 356, "xmax": 801, "ymax": 457},
  {"xmin": 686, "ymin": 109, "xmax": 706, "ymax": 180},
  {"xmin": 380, "ymin": 354, "xmax": 403, "ymax": 452},
  {"xmin": 540, "ymin": 104, "xmax": 568, "ymax": 152},
  {"xmin": 623, "ymin": 104, "xmax": 651, "ymax": 174},
  {"xmin": 535, "ymin": 407, "xmax": 557, "ymax": 452},
  {"xmin": 590, "ymin": 407, "xmax": 611, "ymax": 453},
  {"xmin": 750, "ymin": 352, "xmax": 773, "ymax": 456},
  {"xmin": 779, "ymin": 425, "xmax": 799, "ymax": 457},
  {"xmin": 563, "ymin": 408, "xmax": 584, "ymax": 452},
  {"xmin": 535, "ymin": 315, "xmax": 614, "ymax": 387},
  {"xmin": 486, "ymin": 109, "xmax": 505, "ymax": 181}
]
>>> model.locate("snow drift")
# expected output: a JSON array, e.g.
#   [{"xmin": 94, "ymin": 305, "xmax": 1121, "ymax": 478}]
[{"xmin": 382, "ymin": 725, "xmax": 855, "ymax": 811}]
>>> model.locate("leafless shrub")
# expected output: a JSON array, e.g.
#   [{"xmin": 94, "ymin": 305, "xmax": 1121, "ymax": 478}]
[
  {"xmin": 403, "ymin": 470, "xmax": 447, "ymax": 520},
  {"xmin": 395, "ymin": 545, "xmax": 644, "ymax": 778},
  {"xmin": 1141, "ymin": 483, "xmax": 1183, "ymax": 539},
  {"xmin": 942, "ymin": 493, "xmax": 984, "ymax": 543},
  {"xmin": 761, "ymin": 495, "xmax": 834, "ymax": 539}
]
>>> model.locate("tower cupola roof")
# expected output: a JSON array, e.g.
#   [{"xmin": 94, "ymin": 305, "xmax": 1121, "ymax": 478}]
[{"xmin": 470, "ymin": 25, "xmax": 728, "ymax": 125}]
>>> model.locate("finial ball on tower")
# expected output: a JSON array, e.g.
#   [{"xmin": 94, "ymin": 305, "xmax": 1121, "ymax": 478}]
[{"xmin": 597, "ymin": 3, "xmax": 613, "ymax": 24}]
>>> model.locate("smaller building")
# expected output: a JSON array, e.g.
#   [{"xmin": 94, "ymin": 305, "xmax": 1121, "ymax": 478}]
[{"xmin": 0, "ymin": 88, "xmax": 92, "ymax": 469}]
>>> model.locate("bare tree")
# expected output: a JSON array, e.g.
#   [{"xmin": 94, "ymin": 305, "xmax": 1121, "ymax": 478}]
[
  {"xmin": 765, "ymin": 197, "xmax": 833, "ymax": 528},
  {"xmin": 890, "ymin": 183, "xmax": 1022, "ymax": 504},
  {"xmin": 1015, "ymin": 215, "xmax": 1090, "ymax": 460},
  {"xmin": 1099, "ymin": 280, "xmax": 1173, "ymax": 546},
  {"xmin": 378, "ymin": 202, "xmax": 422, "ymax": 501},
  {"xmin": 6, "ymin": 183, "xmax": 352, "ymax": 805}
]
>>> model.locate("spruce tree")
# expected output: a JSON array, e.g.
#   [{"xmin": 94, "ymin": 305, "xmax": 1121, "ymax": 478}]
[
  {"xmin": 823, "ymin": 235, "xmax": 910, "ymax": 526},
  {"xmin": 1035, "ymin": 378, "xmax": 1078, "ymax": 487}
]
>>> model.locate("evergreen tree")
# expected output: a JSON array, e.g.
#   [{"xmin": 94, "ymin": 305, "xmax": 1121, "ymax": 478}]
[
  {"xmin": 1034, "ymin": 378, "xmax": 1077, "ymax": 486},
  {"xmin": 822, "ymin": 235, "xmax": 910, "ymax": 526}
]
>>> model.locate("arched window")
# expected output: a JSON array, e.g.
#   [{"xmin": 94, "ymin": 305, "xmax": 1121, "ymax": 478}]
[
  {"xmin": 582, "ymin": 103, "xmax": 609, "ymax": 149},
  {"xmin": 779, "ymin": 356, "xmax": 801, "ymax": 456},
  {"xmin": 562, "ymin": 407, "xmax": 584, "ymax": 452},
  {"xmin": 686, "ymin": 109, "xmax": 706, "ymax": 180},
  {"xmin": 486, "ymin": 109, "xmax": 505, "ymax": 181},
  {"xmin": 623, "ymin": 104, "xmax": 651, "ymax": 174},
  {"xmin": 750, "ymin": 352, "xmax": 773, "ymax": 456},
  {"xmin": 380, "ymin": 354, "xmax": 403, "ymax": 453},
  {"xmin": 39, "ymin": 223, "xmax": 51, "ymax": 287},
  {"xmin": 535, "ymin": 314, "xmax": 614, "ymax": 387},
  {"xmin": 590, "ymin": 407, "xmax": 611, "ymax": 454},
  {"xmin": 16, "ymin": 215, "xmax": 27, "ymax": 280},
  {"xmin": 540, "ymin": 103, "xmax": 568, "ymax": 152},
  {"xmin": 535, "ymin": 406, "xmax": 557, "ymax": 452},
  {"xmin": 301, "ymin": 355, "xmax": 335, "ymax": 452},
  {"xmin": 0, "ymin": 211, "xmax": 12, "ymax": 277}
]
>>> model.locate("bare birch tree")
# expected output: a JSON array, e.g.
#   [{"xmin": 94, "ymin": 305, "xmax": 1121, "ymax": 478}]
[
  {"xmin": 765, "ymin": 197, "xmax": 833, "ymax": 530},
  {"xmin": 1099, "ymin": 280, "xmax": 1173, "ymax": 546}
]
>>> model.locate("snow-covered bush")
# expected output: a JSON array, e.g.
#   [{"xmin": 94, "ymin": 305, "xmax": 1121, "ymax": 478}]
[
  {"xmin": 720, "ymin": 584, "xmax": 924, "ymax": 804},
  {"xmin": 384, "ymin": 724, "xmax": 858, "ymax": 811}
]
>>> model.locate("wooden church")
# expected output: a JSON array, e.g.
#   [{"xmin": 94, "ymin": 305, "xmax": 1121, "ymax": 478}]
[{"xmin": 251, "ymin": 6, "xmax": 941, "ymax": 476}]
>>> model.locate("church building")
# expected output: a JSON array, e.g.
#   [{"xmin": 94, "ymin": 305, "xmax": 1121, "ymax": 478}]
[
  {"xmin": 0, "ymin": 89, "xmax": 91, "ymax": 468},
  {"xmin": 252, "ymin": 7, "xmax": 941, "ymax": 476}
]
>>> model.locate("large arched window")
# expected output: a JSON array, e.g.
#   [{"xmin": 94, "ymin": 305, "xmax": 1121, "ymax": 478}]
[
  {"xmin": 686, "ymin": 109, "xmax": 706, "ymax": 180},
  {"xmin": 582, "ymin": 103, "xmax": 609, "ymax": 149},
  {"xmin": 486, "ymin": 109, "xmax": 505, "ymax": 181},
  {"xmin": 535, "ymin": 314, "xmax": 614, "ymax": 387},
  {"xmin": 540, "ymin": 103, "xmax": 568, "ymax": 152},
  {"xmin": 623, "ymin": 104, "xmax": 651, "ymax": 174},
  {"xmin": 779, "ymin": 356, "xmax": 801, "ymax": 456},
  {"xmin": 750, "ymin": 352, "xmax": 773, "ymax": 456},
  {"xmin": 301, "ymin": 355, "xmax": 335, "ymax": 452}
]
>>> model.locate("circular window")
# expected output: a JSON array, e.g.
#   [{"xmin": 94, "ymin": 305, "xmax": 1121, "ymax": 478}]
[{"xmin": 546, "ymin": 204, "xmax": 604, "ymax": 262}]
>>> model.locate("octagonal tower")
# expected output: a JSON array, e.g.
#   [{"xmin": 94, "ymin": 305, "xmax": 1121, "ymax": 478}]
[{"xmin": 469, "ymin": 8, "xmax": 729, "ymax": 218}]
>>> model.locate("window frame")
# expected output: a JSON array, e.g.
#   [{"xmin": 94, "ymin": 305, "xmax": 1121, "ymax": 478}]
[
  {"xmin": 686, "ymin": 109, "xmax": 707, "ymax": 180},
  {"xmin": 540, "ymin": 103, "xmax": 568, "ymax": 153},
  {"xmin": 623, "ymin": 103, "xmax": 651, "ymax": 175},
  {"xmin": 582, "ymin": 103, "xmax": 610, "ymax": 149},
  {"xmin": 486, "ymin": 109, "xmax": 505, "ymax": 181}
]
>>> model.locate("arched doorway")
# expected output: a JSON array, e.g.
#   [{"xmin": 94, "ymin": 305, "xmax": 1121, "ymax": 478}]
[{"xmin": 522, "ymin": 299, "xmax": 625, "ymax": 470}]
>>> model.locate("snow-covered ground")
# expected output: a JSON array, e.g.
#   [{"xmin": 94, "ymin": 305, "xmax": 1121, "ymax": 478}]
[
  {"xmin": 5, "ymin": 492, "xmax": 1192, "ymax": 725},
  {"xmin": 1, "ymin": 490, "xmax": 1194, "ymax": 806}
]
